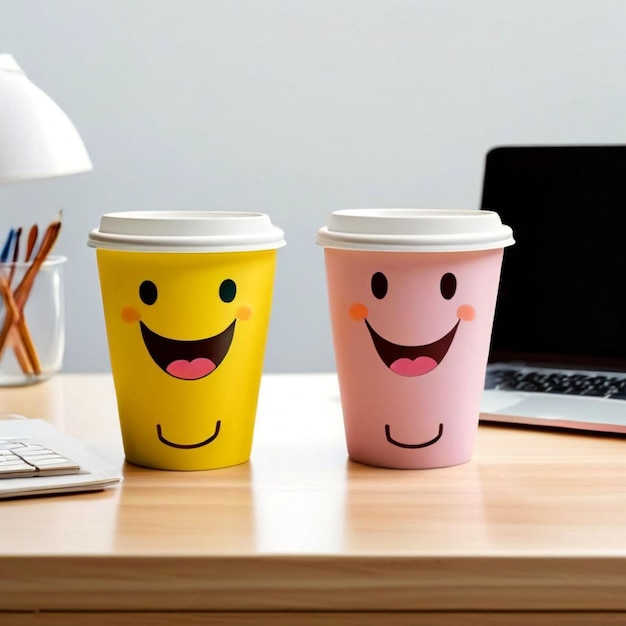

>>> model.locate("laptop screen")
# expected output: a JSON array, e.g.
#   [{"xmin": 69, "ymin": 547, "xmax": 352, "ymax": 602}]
[{"xmin": 480, "ymin": 145, "xmax": 626, "ymax": 370}]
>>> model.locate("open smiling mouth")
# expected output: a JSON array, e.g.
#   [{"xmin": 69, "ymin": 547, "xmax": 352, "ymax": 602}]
[
  {"xmin": 140, "ymin": 320, "xmax": 236, "ymax": 380},
  {"xmin": 364, "ymin": 319, "xmax": 460, "ymax": 377}
]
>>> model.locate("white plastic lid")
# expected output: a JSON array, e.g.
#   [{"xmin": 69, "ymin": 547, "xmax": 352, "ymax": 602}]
[
  {"xmin": 316, "ymin": 208, "xmax": 514, "ymax": 252},
  {"xmin": 87, "ymin": 211, "xmax": 286, "ymax": 252}
]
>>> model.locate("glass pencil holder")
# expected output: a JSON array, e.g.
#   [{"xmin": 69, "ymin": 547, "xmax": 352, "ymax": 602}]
[{"xmin": 0, "ymin": 255, "xmax": 66, "ymax": 386}]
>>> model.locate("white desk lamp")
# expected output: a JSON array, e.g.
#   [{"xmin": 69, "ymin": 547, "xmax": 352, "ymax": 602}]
[
  {"xmin": 0, "ymin": 53, "xmax": 92, "ymax": 183},
  {"xmin": 0, "ymin": 53, "xmax": 92, "ymax": 384}
]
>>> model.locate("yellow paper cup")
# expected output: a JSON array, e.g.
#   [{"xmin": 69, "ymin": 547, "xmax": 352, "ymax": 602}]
[{"xmin": 87, "ymin": 211, "xmax": 285, "ymax": 470}]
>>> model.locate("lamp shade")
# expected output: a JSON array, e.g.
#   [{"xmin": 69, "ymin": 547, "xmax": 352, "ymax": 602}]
[{"xmin": 0, "ymin": 54, "xmax": 92, "ymax": 184}]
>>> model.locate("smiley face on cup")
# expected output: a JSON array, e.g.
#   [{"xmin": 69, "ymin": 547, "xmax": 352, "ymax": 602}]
[
  {"xmin": 347, "ymin": 263, "xmax": 478, "ymax": 450},
  {"xmin": 117, "ymin": 256, "xmax": 258, "ymax": 452}
]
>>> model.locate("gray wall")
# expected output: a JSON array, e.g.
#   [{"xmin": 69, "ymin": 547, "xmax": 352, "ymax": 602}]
[{"xmin": 1, "ymin": 0, "xmax": 626, "ymax": 373}]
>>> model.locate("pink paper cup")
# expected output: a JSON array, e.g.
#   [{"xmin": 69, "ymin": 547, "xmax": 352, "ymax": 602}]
[{"xmin": 317, "ymin": 209, "xmax": 514, "ymax": 469}]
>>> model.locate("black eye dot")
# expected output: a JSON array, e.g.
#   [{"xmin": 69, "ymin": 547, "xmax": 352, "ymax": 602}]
[
  {"xmin": 219, "ymin": 279, "xmax": 237, "ymax": 303},
  {"xmin": 371, "ymin": 272, "xmax": 388, "ymax": 299},
  {"xmin": 139, "ymin": 280, "xmax": 158, "ymax": 305},
  {"xmin": 440, "ymin": 273, "xmax": 457, "ymax": 300}
]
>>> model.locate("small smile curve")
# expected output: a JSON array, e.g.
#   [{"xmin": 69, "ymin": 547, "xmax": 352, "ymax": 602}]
[
  {"xmin": 385, "ymin": 423, "xmax": 444, "ymax": 448},
  {"xmin": 156, "ymin": 421, "xmax": 222, "ymax": 449}
]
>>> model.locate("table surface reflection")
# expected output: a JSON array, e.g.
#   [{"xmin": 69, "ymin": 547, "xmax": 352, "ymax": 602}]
[{"xmin": 0, "ymin": 372, "xmax": 625, "ymax": 619}]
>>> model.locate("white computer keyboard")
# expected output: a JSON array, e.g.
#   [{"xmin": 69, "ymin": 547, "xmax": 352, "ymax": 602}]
[{"xmin": 0, "ymin": 439, "xmax": 81, "ymax": 479}]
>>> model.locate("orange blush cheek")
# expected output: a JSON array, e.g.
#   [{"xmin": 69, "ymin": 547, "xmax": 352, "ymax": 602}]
[
  {"xmin": 457, "ymin": 304, "xmax": 476, "ymax": 322},
  {"xmin": 122, "ymin": 306, "xmax": 141, "ymax": 323},
  {"xmin": 236, "ymin": 305, "xmax": 252, "ymax": 321},
  {"xmin": 349, "ymin": 303, "xmax": 368, "ymax": 321}
]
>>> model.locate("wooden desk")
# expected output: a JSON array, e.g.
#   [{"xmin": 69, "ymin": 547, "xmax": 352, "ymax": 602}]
[{"xmin": 0, "ymin": 373, "xmax": 625, "ymax": 625}]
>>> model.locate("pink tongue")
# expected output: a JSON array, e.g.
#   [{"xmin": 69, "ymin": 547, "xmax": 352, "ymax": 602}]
[
  {"xmin": 390, "ymin": 356, "xmax": 438, "ymax": 377},
  {"xmin": 166, "ymin": 358, "xmax": 216, "ymax": 380}
]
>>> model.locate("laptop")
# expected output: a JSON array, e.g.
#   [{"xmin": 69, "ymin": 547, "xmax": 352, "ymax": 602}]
[{"xmin": 479, "ymin": 145, "xmax": 626, "ymax": 434}]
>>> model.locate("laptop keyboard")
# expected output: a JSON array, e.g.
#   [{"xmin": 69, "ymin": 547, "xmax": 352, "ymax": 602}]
[
  {"xmin": 0, "ymin": 440, "xmax": 81, "ymax": 479},
  {"xmin": 486, "ymin": 368, "xmax": 626, "ymax": 400}
]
